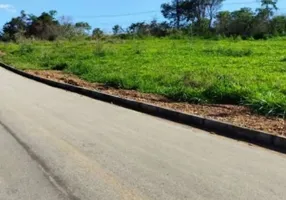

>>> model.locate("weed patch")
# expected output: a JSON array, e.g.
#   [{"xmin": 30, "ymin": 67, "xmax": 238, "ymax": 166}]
[{"xmin": 203, "ymin": 47, "xmax": 253, "ymax": 57}]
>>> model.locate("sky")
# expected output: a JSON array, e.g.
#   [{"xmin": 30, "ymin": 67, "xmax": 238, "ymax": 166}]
[{"xmin": 1, "ymin": 0, "xmax": 286, "ymax": 33}]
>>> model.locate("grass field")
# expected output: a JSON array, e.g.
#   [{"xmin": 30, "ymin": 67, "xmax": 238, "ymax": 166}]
[{"xmin": 0, "ymin": 38, "xmax": 286, "ymax": 117}]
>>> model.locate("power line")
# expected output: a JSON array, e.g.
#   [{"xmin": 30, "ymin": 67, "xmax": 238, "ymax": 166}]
[
  {"xmin": 74, "ymin": 10, "xmax": 160, "ymax": 19},
  {"xmin": 223, "ymin": 1, "xmax": 258, "ymax": 5},
  {"xmin": 72, "ymin": 1, "xmax": 284, "ymax": 19}
]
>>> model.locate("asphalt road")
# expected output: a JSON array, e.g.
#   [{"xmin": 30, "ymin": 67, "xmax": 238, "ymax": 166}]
[{"xmin": 0, "ymin": 67, "xmax": 286, "ymax": 200}]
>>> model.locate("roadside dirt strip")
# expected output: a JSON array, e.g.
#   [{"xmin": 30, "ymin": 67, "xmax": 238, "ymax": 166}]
[{"xmin": 26, "ymin": 69, "xmax": 285, "ymax": 136}]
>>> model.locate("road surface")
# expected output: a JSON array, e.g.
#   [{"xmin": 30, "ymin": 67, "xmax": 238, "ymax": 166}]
[{"xmin": 0, "ymin": 67, "xmax": 286, "ymax": 200}]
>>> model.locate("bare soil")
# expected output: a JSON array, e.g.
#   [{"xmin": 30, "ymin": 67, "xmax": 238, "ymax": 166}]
[
  {"xmin": 26, "ymin": 70, "xmax": 286, "ymax": 137},
  {"xmin": 0, "ymin": 51, "xmax": 6, "ymax": 57}
]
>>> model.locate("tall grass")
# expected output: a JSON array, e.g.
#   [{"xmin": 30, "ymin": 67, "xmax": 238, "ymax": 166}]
[{"xmin": 0, "ymin": 38, "xmax": 285, "ymax": 117}]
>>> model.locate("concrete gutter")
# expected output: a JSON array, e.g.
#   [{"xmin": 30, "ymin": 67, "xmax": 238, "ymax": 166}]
[{"xmin": 1, "ymin": 62, "xmax": 286, "ymax": 153}]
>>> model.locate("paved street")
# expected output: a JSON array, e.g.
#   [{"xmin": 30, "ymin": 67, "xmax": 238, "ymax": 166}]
[{"xmin": 0, "ymin": 67, "xmax": 286, "ymax": 200}]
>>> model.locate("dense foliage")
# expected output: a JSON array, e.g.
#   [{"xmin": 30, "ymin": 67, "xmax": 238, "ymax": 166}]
[
  {"xmin": 0, "ymin": 0, "xmax": 285, "ymax": 40},
  {"xmin": 1, "ymin": 38, "xmax": 285, "ymax": 117},
  {"xmin": 159, "ymin": 0, "xmax": 285, "ymax": 39},
  {"xmin": 0, "ymin": 10, "xmax": 92, "ymax": 41}
]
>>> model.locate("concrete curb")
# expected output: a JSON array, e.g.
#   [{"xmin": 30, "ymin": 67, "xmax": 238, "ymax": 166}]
[{"xmin": 1, "ymin": 62, "xmax": 286, "ymax": 153}]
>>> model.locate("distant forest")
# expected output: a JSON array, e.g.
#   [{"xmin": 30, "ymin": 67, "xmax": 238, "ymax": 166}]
[{"xmin": 1, "ymin": 0, "xmax": 285, "ymax": 41}]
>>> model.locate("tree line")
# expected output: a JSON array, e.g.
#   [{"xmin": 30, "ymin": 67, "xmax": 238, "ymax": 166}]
[
  {"xmin": 125, "ymin": 0, "xmax": 285, "ymax": 39},
  {"xmin": 1, "ymin": 0, "xmax": 285, "ymax": 41},
  {"xmin": 0, "ymin": 10, "xmax": 92, "ymax": 41}
]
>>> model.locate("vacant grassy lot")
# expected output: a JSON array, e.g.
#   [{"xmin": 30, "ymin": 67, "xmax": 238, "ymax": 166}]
[{"xmin": 1, "ymin": 38, "xmax": 286, "ymax": 117}]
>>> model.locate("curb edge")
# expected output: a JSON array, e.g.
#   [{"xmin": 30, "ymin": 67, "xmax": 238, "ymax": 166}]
[{"xmin": 1, "ymin": 62, "xmax": 285, "ymax": 153}]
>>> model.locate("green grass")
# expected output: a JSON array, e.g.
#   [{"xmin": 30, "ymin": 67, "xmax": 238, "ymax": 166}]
[{"xmin": 1, "ymin": 37, "xmax": 286, "ymax": 117}]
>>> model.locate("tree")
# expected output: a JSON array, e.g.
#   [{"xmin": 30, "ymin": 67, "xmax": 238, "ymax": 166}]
[
  {"xmin": 215, "ymin": 11, "xmax": 231, "ymax": 35},
  {"xmin": 128, "ymin": 22, "xmax": 150, "ymax": 36},
  {"xmin": 149, "ymin": 20, "xmax": 171, "ymax": 37},
  {"xmin": 27, "ymin": 10, "xmax": 60, "ymax": 40},
  {"xmin": 1, "ymin": 10, "xmax": 61, "ymax": 41},
  {"xmin": 57, "ymin": 16, "xmax": 74, "ymax": 39},
  {"xmin": 75, "ymin": 22, "xmax": 91, "ymax": 34},
  {"xmin": 252, "ymin": 8, "xmax": 271, "ymax": 38},
  {"xmin": 206, "ymin": 0, "xmax": 225, "ymax": 28},
  {"xmin": 1, "ymin": 10, "xmax": 94, "ymax": 41},
  {"xmin": 183, "ymin": 0, "xmax": 224, "ymax": 28},
  {"xmin": 112, "ymin": 25, "xmax": 124, "ymax": 35},
  {"xmin": 260, "ymin": 0, "xmax": 278, "ymax": 18},
  {"xmin": 161, "ymin": 0, "xmax": 224, "ymax": 33},
  {"xmin": 0, "ymin": 2, "xmax": 284, "ymax": 41},
  {"xmin": 92, "ymin": 28, "xmax": 104, "ymax": 39},
  {"xmin": 261, "ymin": 0, "xmax": 278, "ymax": 11},
  {"xmin": 228, "ymin": 7, "xmax": 254, "ymax": 37},
  {"xmin": 57, "ymin": 17, "xmax": 91, "ymax": 39},
  {"xmin": 161, "ymin": 0, "xmax": 186, "ymax": 29},
  {"xmin": 193, "ymin": 18, "xmax": 211, "ymax": 35},
  {"xmin": 2, "ymin": 10, "xmax": 28, "ymax": 41},
  {"xmin": 270, "ymin": 15, "xmax": 286, "ymax": 35}
]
